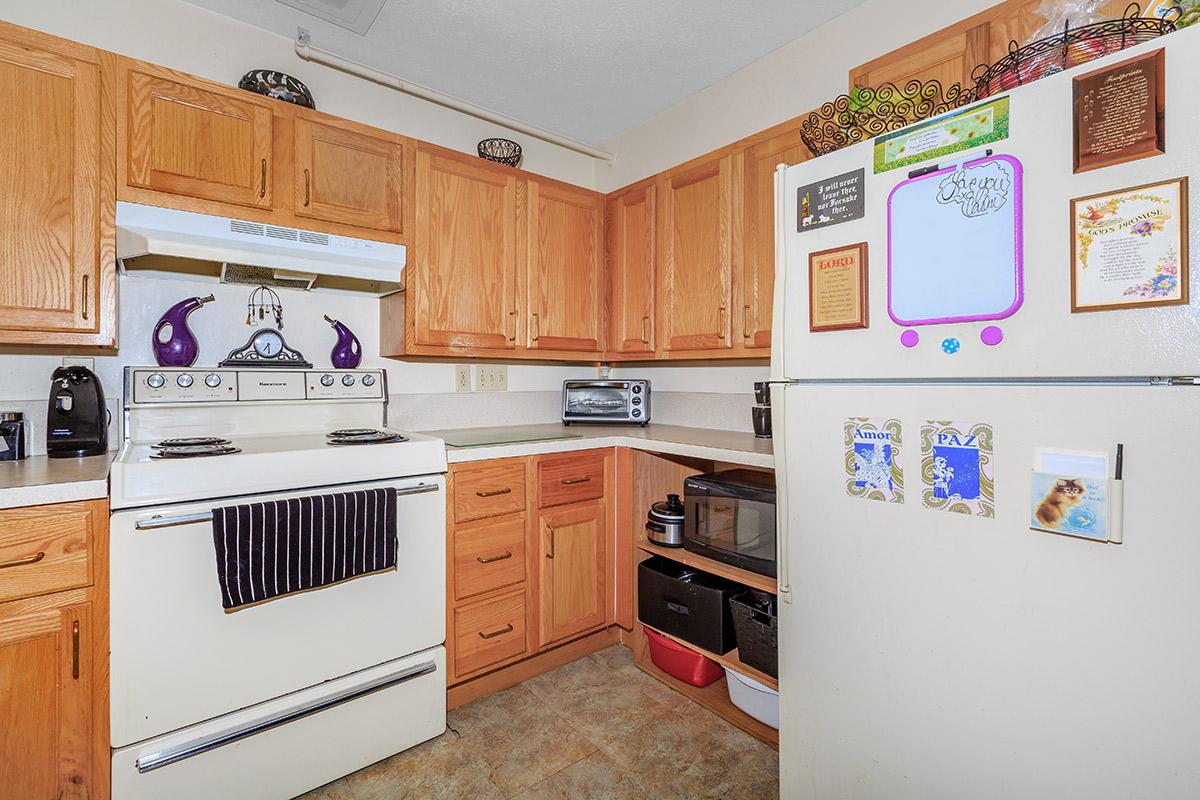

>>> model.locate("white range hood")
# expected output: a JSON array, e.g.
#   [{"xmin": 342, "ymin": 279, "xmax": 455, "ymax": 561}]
[{"xmin": 115, "ymin": 201, "xmax": 405, "ymax": 294}]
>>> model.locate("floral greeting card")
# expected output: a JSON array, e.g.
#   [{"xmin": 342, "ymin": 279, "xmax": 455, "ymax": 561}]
[
  {"xmin": 844, "ymin": 417, "xmax": 903, "ymax": 503},
  {"xmin": 921, "ymin": 420, "xmax": 994, "ymax": 518}
]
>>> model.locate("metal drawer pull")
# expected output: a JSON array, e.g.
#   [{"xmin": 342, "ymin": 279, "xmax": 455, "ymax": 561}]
[
  {"xmin": 135, "ymin": 659, "xmax": 437, "ymax": 773},
  {"xmin": 475, "ymin": 487, "xmax": 512, "ymax": 498},
  {"xmin": 135, "ymin": 484, "xmax": 440, "ymax": 529},
  {"xmin": 259, "ymin": 158, "xmax": 267, "ymax": 198},
  {"xmin": 0, "ymin": 551, "xmax": 45, "ymax": 569},
  {"xmin": 476, "ymin": 551, "xmax": 513, "ymax": 564},
  {"xmin": 478, "ymin": 624, "xmax": 513, "ymax": 639},
  {"xmin": 560, "ymin": 476, "xmax": 591, "ymax": 485},
  {"xmin": 72, "ymin": 621, "xmax": 80, "ymax": 680},
  {"xmin": 81, "ymin": 275, "xmax": 90, "ymax": 320},
  {"xmin": 303, "ymin": 168, "xmax": 311, "ymax": 206},
  {"xmin": 547, "ymin": 527, "xmax": 556, "ymax": 559}
]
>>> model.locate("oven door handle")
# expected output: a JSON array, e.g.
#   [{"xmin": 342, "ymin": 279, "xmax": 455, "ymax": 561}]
[
  {"xmin": 134, "ymin": 483, "xmax": 442, "ymax": 530},
  {"xmin": 134, "ymin": 658, "xmax": 438, "ymax": 773}
]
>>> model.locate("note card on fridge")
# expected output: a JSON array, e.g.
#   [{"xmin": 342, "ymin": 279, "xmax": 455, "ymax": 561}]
[
  {"xmin": 921, "ymin": 420, "xmax": 994, "ymax": 518},
  {"xmin": 844, "ymin": 417, "xmax": 904, "ymax": 503}
]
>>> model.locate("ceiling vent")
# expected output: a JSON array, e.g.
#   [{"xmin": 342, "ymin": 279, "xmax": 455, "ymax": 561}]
[{"xmin": 273, "ymin": 0, "xmax": 387, "ymax": 35}]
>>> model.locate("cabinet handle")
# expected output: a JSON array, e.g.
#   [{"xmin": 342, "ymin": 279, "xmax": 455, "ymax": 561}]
[
  {"xmin": 531, "ymin": 312, "xmax": 540, "ymax": 342},
  {"xmin": 81, "ymin": 276, "xmax": 89, "ymax": 320},
  {"xmin": 260, "ymin": 159, "xmax": 267, "ymax": 199},
  {"xmin": 560, "ymin": 476, "xmax": 591, "ymax": 485},
  {"xmin": 508, "ymin": 309, "xmax": 518, "ymax": 342},
  {"xmin": 475, "ymin": 487, "xmax": 512, "ymax": 498},
  {"xmin": 72, "ymin": 620, "xmax": 80, "ymax": 680},
  {"xmin": 476, "ymin": 551, "xmax": 513, "ymax": 564},
  {"xmin": 641, "ymin": 315, "xmax": 650, "ymax": 344},
  {"xmin": 743, "ymin": 304, "xmax": 752, "ymax": 339},
  {"xmin": 0, "ymin": 551, "xmax": 44, "ymax": 570},
  {"xmin": 547, "ymin": 527, "xmax": 556, "ymax": 559},
  {"xmin": 717, "ymin": 305, "xmax": 727, "ymax": 340},
  {"xmin": 303, "ymin": 169, "xmax": 311, "ymax": 206},
  {"xmin": 478, "ymin": 623, "xmax": 513, "ymax": 640}
]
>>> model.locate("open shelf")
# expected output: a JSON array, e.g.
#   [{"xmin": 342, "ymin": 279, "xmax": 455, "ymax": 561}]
[
  {"xmin": 642, "ymin": 623, "xmax": 777, "ymax": 690},
  {"xmin": 635, "ymin": 535, "xmax": 777, "ymax": 594}
]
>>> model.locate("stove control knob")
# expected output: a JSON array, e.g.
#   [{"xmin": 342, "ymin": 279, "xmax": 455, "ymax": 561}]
[
  {"xmin": 631, "ymin": 408, "xmax": 642, "ymax": 418},
  {"xmin": 176, "ymin": 373, "xmax": 194, "ymax": 388},
  {"xmin": 361, "ymin": 374, "xmax": 376, "ymax": 387},
  {"xmin": 341, "ymin": 374, "xmax": 356, "ymax": 387},
  {"xmin": 204, "ymin": 373, "xmax": 222, "ymax": 388},
  {"xmin": 320, "ymin": 374, "xmax": 335, "ymax": 387},
  {"xmin": 146, "ymin": 373, "xmax": 166, "ymax": 389}
]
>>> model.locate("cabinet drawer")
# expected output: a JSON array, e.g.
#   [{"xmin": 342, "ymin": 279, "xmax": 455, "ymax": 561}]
[
  {"xmin": 0, "ymin": 502, "xmax": 94, "ymax": 603},
  {"xmin": 453, "ymin": 515, "xmax": 526, "ymax": 602},
  {"xmin": 453, "ymin": 461, "xmax": 526, "ymax": 522},
  {"xmin": 453, "ymin": 589, "xmax": 527, "ymax": 677},
  {"xmin": 538, "ymin": 452, "xmax": 605, "ymax": 508}
]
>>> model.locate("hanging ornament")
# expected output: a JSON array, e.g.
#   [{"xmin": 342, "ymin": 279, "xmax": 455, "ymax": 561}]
[{"xmin": 246, "ymin": 285, "xmax": 285, "ymax": 329}]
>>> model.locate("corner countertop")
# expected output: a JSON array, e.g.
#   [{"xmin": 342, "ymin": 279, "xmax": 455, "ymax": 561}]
[
  {"xmin": 0, "ymin": 453, "xmax": 114, "ymax": 511},
  {"xmin": 420, "ymin": 423, "xmax": 774, "ymax": 468}
]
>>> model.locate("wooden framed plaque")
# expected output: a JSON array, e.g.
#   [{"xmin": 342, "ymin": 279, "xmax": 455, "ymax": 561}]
[
  {"xmin": 1073, "ymin": 48, "xmax": 1165, "ymax": 174},
  {"xmin": 809, "ymin": 242, "xmax": 869, "ymax": 332}
]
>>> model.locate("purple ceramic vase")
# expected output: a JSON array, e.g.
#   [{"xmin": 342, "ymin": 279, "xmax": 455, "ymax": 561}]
[
  {"xmin": 153, "ymin": 295, "xmax": 214, "ymax": 367},
  {"xmin": 325, "ymin": 315, "xmax": 362, "ymax": 369}
]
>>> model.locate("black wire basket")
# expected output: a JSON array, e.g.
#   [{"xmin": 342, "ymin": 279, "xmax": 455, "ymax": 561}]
[
  {"xmin": 477, "ymin": 138, "xmax": 522, "ymax": 168},
  {"xmin": 238, "ymin": 70, "xmax": 315, "ymax": 109}
]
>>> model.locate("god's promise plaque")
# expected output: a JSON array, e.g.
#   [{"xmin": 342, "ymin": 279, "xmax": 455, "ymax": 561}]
[
  {"xmin": 809, "ymin": 242, "xmax": 869, "ymax": 332},
  {"xmin": 1073, "ymin": 48, "xmax": 1165, "ymax": 174}
]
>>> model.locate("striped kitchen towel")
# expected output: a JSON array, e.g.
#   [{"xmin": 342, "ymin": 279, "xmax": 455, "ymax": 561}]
[{"xmin": 211, "ymin": 488, "xmax": 397, "ymax": 611}]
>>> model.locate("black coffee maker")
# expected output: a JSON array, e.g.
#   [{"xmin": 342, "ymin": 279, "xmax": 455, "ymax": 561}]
[{"xmin": 47, "ymin": 366, "xmax": 108, "ymax": 458}]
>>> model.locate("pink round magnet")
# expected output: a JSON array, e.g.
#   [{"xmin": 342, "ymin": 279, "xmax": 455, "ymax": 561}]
[
  {"xmin": 900, "ymin": 330, "xmax": 920, "ymax": 348},
  {"xmin": 980, "ymin": 326, "xmax": 1004, "ymax": 346}
]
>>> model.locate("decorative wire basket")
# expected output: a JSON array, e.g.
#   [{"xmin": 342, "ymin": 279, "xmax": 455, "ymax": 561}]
[
  {"xmin": 477, "ymin": 138, "xmax": 522, "ymax": 167},
  {"xmin": 237, "ymin": 70, "xmax": 315, "ymax": 109},
  {"xmin": 971, "ymin": 3, "xmax": 1180, "ymax": 99}
]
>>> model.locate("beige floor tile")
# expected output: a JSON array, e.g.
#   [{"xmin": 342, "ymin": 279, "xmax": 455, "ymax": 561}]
[{"xmin": 510, "ymin": 751, "xmax": 654, "ymax": 800}]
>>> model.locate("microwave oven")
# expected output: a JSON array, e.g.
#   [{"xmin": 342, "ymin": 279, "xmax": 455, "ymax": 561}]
[
  {"xmin": 561, "ymin": 380, "xmax": 650, "ymax": 425},
  {"xmin": 683, "ymin": 469, "xmax": 776, "ymax": 578}
]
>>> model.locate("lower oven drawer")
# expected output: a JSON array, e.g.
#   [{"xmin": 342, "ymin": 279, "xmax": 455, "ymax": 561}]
[{"xmin": 112, "ymin": 646, "xmax": 445, "ymax": 800}]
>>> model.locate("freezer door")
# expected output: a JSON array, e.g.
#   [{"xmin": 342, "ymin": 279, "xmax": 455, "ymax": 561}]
[
  {"xmin": 775, "ymin": 382, "xmax": 1200, "ymax": 799},
  {"xmin": 772, "ymin": 30, "xmax": 1200, "ymax": 381}
]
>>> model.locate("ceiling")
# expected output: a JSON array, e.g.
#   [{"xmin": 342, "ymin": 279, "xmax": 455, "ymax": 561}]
[{"xmin": 182, "ymin": 0, "xmax": 865, "ymax": 145}]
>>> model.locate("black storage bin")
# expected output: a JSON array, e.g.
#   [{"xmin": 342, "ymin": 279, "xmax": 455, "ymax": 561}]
[
  {"xmin": 729, "ymin": 589, "xmax": 778, "ymax": 679},
  {"xmin": 637, "ymin": 556, "xmax": 742, "ymax": 654}
]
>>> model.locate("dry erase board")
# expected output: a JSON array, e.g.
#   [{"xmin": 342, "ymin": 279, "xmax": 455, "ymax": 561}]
[{"xmin": 887, "ymin": 154, "xmax": 1024, "ymax": 326}]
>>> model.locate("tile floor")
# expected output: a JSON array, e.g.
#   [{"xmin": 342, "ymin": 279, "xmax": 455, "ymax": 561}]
[{"xmin": 299, "ymin": 644, "xmax": 779, "ymax": 800}]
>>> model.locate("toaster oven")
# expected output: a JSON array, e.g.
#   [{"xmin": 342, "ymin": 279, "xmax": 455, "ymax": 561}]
[{"xmin": 561, "ymin": 380, "xmax": 650, "ymax": 425}]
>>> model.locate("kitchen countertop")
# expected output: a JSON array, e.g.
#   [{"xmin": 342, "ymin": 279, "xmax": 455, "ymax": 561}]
[
  {"xmin": 0, "ymin": 453, "xmax": 115, "ymax": 510},
  {"xmin": 420, "ymin": 423, "xmax": 774, "ymax": 468}
]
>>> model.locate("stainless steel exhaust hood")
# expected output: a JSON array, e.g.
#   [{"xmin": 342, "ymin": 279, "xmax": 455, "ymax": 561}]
[{"xmin": 115, "ymin": 202, "xmax": 405, "ymax": 294}]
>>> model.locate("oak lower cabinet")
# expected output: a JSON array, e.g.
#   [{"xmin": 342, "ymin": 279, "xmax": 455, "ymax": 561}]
[
  {"xmin": 537, "ymin": 500, "xmax": 607, "ymax": 647},
  {"xmin": 607, "ymin": 179, "xmax": 657, "ymax": 356},
  {"xmin": 0, "ymin": 21, "xmax": 116, "ymax": 347},
  {"xmin": 0, "ymin": 499, "xmax": 108, "ymax": 800}
]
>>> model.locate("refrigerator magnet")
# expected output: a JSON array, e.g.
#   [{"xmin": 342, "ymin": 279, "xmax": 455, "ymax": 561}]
[
  {"xmin": 810, "ymin": 243, "xmax": 869, "ymax": 332},
  {"xmin": 845, "ymin": 417, "xmax": 903, "ymax": 503},
  {"xmin": 921, "ymin": 420, "xmax": 995, "ymax": 518}
]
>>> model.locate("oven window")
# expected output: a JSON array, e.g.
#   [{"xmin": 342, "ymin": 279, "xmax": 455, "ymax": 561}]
[
  {"xmin": 566, "ymin": 386, "xmax": 629, "ymax": 418},
  {"xmin": 690, "ymin": 496, "xmax": 775, "ymax": 562}
]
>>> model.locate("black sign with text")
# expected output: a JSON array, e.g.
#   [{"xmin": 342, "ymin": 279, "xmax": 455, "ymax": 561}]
[{"xmin": 797, "ymin": 168, "xmax": 865, "ymax": 233}]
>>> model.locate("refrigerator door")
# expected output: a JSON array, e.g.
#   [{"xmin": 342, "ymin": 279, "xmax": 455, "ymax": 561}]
[
  {"xmin": 772, "ymin": 31, "xmax": 1200, "ymax": 383},
  {"xmin": 776, "ymin": 381, "xmax": 1200, "ymax": 799}
]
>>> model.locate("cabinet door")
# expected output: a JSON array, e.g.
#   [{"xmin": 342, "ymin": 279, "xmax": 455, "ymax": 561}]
[
  {"xmin": 0, "ymin": 36, "xmax": 104, "ymax": 336},
  {"xmin": 607, "ymin": 182, "xmax": 656, "ymax": 355},
  {"xmin": 126, "ymin": 67, "xmax": 274, "ymax": 209},
  {"xmin": 658, "ymin": 154, "xmax": 737, "ymax": 352},
  {"xmin": 850, "ymin": 24, "xmax": 990, "ymax": 93},
  {"xmin": 742, "ymin": 129, "xmax": 809, "ymax": 350},
  {"xmin": 294, "ymin": 116, "xmax": 405, "ymax": 233},
  {"xmin": 413, "ymin": 148, "xmax": 517, "ymax": 350},
  {"xmin": 0, "ymin": 600, "xmax": 93, "ymax": 799},
  {"xmin": 538, "ymin": 501, "xmax": 606, "ymax": 647},
  {"xmin": 525, "ymin": 181, "xmax": 604, "ymax": 353}
]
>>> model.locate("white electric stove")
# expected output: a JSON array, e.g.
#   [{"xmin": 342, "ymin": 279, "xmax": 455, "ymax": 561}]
[{"xmin": 109, "ymin": 367, "xmax": 448, "ymax": 800}]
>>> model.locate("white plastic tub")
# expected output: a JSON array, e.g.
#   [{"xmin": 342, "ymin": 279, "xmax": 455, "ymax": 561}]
[{"xmin": 724, "ymin": 666, "xmax": 779, "ymax": 729}]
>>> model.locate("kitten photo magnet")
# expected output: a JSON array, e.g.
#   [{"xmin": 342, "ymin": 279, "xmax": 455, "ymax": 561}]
[
  {"xmin": 921, "ymin": 420, "xmax": 994, "ymax": 518},
  {"xmin": 844, "ymin": 417, "xmax": 904, "ymax": 503},
  {"xmin": 1029, "ymin": 474, "xmax": 1108, "ymax": 540}
]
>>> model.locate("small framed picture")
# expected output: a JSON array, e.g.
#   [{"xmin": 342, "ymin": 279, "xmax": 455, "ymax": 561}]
[
  {"xmin": 809, "ymin": 242, "xmax": 868, "ymax": 332},
  {"xmin": 1070, "ymin": 177, "xmax": 1188, "ymax": 313}
]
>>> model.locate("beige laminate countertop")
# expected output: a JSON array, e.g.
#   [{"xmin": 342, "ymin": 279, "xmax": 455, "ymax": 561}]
[
  {"xmin": 420, "ymin": 423, "xmax": 774, "ymax": 468},
  {"xmin": 0, "ymin": 453, "xmax": 114, "ymax": 510}
]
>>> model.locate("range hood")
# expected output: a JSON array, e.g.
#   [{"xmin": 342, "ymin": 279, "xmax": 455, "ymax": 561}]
[{"xmin": 115, "ymin": 202, "xmax": 405, "ymax": 294}]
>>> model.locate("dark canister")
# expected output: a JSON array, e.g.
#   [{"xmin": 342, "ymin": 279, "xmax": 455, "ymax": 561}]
[{"xmin": 0, "ymin": 412, "xmax": 28, "ymax": 461}]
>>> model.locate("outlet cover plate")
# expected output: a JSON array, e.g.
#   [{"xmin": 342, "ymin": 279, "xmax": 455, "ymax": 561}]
[
  {"xmin": 473, "ymin": 365, "xmax": 507, "ymax": 392},
  {"xmin": 454, "ymin": 365, "xmax": 472, "ymax": 392}
]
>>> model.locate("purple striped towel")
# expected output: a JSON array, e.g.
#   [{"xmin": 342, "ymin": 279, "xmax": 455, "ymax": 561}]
[{"xmin": 211, "ymin": 488, "xmax": 396, "ymax": 611}]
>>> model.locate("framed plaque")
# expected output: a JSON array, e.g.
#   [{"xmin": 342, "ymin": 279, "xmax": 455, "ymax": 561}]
[
  {"xmin": 809, "ymin": 242, "xmax": 869, "ymax": 332},
  {"xmin": 1070, "ymin": 177, "xmax": 1188, "ymax": 313},
  {"xmin": 1073, "ymin": 48, "xmax": 1165, "ymax": 174}
]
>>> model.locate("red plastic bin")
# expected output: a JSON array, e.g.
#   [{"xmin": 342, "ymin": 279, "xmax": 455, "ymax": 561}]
[{"xmin": 643, "ymin": 626, "xmax": 724, "ymax": 687}]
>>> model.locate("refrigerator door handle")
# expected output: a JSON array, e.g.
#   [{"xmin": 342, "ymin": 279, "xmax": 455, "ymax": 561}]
[{"xmin": 770, "ymin": 162, "xmax": 794, "ymax": 605}]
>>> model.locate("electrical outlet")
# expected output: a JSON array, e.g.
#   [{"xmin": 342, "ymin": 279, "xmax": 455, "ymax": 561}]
[
  {"xmin": 473, "ymin": 365, "xmax": 507, "ymax": 392},
  {"xmin": 454, "ymin": 365, "xmax": 472, "ymax": 392}
]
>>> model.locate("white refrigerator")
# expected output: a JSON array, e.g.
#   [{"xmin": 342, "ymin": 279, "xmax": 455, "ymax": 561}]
[{"xmin": 771, "ymin": 28, "xmax": 1200, "ymax": 800}]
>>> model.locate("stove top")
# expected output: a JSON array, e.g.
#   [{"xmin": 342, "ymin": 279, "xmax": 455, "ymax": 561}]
[
  {"xmin": 150, "ymin": 444, "xmax": 242, "ymax": 459},
  {"xmin": 327, "ymin": 428, "xmax": 407, "ymax": 445}
]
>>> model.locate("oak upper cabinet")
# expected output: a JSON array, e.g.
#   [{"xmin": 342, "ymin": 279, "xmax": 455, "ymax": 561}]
[
  {"xmin": 658, "ymin": 152, "xmax": 739, "ymax": 353},
  {"xmin": 606, "ymin": 180, "xmax": 657, "ymax": 355},
  {"xmin": 0, "ymin": 23, "xmax": 116, "ymax": 347},
  {"xmin": 742, "ymin": 128, "xmax": 809, "ymax": 350},
  {"xmin": 524, "ymin": 180, "xmax": 604, "ymax": 354},
  {"xmin": 293, "ymin": 113, "xmax": 407, "ymax": 234},
  {"xmin": 124, "ymin": 62, "xmax": 275, "ymax": 209},
  {"xmin": 537, "ymin": 499, "xmax": 607, "ymax": 647},
  {"xmin": 411, "ymin": 145, "xmax": 518, "ymax": 350}
]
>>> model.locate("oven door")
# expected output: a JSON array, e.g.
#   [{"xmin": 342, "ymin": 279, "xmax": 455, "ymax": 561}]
[
  {"xmin": 109, "ymin": 474, "xmax": 446, "ymax": 747},
  {"xmin": 563, "ymin": 382, "xmax": 631, "ymax": 421}
]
